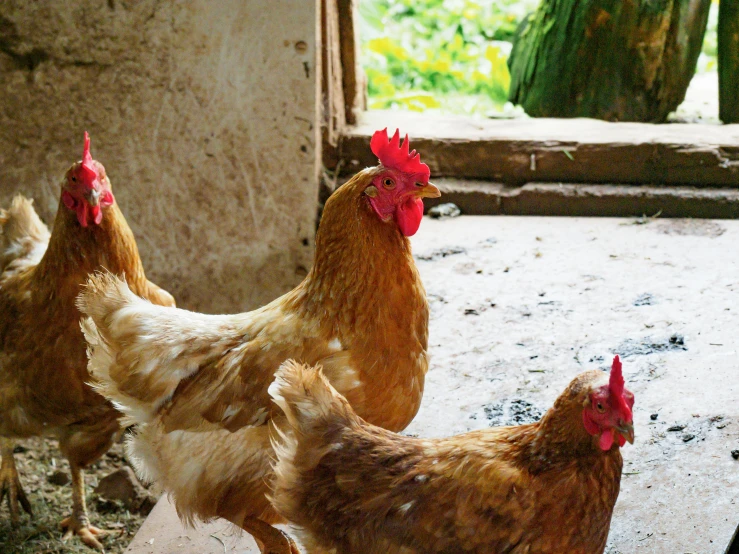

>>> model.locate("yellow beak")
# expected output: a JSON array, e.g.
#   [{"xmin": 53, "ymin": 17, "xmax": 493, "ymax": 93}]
[
  {"xmin": 616, "ymin": 422, "xmax": 635, "ymax": 444},
  {"xmin": 415, "ymin": 182, "xmax": 441, "ymax": 199}
]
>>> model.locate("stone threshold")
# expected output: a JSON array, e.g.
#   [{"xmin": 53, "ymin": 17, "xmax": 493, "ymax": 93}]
[
  {"xmin": 425, "ymin": 180, "xmax": 739, "ymax": 219},
  {"xmin": 335, "ymin": 111, "xmax": 739, "ymax": 187}
]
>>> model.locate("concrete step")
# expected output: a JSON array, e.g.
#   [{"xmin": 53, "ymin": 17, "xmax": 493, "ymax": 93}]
[{"xmin": 125, "ymin": 496, "xmax": 282, "ymax": 554}]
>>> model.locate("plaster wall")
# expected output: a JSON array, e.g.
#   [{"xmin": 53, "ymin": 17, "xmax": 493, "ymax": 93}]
[{"xmin": 0, "ymin": 0, "xmax": 320, "ymax": 312}]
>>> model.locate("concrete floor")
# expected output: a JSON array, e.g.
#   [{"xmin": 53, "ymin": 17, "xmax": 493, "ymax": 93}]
[{"xmin": 127, "ymin": 215, "xmax": 739, "ymax": 554}]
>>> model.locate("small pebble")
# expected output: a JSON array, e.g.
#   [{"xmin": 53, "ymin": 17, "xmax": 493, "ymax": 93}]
[
  {"xmin": 667, "ymin": 424, "xmax": 686, "ymax": 432},
  {"xmin": 682, "ymin": 433, "xmax": 695, "ymax": 443},
  {"xmin": 48, "ymin": 470, "xmax": 70, "ymax": 486},
  {"xmin": 428, "ymin": 203, "xmax": 461, "ymax": 219},
  {"xmin": 650, "ymin": 413, "xmax": 659, "ymax": 421},
  {"xmin": 731, "ymin": 450, "xmax": 739, "ymax": 460}
]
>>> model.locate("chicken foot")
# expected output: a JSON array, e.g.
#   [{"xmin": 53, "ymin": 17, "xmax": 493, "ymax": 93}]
[
  {"xmin": 241, "ymin": 516, "xmax": 301, "ymax": 554},
  {"xmin": 60, "ymin": 462, "xmax": 114, "ymax": 550},
  {"xmin": 0, "ymin": 438, "xmax": 32, "ymax": 525}
]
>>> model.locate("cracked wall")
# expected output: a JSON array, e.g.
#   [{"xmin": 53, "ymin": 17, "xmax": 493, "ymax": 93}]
[{"xmin": 0, "ymin": 0, "xmax": 320, "ymax": 313}]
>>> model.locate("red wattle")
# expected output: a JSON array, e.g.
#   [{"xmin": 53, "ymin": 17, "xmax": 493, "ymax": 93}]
[
  {"xmin": 599, "ymin": 430, "xmax": 615, "ymax": 451},
  {"xmin": 77, "ymin": 205, "xmax": 89, "ymax": 227},
  {"xmin": 394, "ymin": 197, "xmax": 424, "ymax": 237}
]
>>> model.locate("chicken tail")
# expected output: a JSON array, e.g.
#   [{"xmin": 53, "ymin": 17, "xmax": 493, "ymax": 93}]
[
  {"xmin": 77, "ymin": 272, "xmax": 231, "ymax": 427},
  {"xmin": 0, "ymin": 195, "xmax": 50, "ymax": 273},
  {"xmin": 269, "ymin": 360, "xmax": 355, "ymax": 437}
]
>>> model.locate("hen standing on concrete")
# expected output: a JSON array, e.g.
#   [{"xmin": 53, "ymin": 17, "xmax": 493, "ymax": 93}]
[
  {"xmin": 270, "ymin": 356, "xmax": 634, "ymax": 554},
  {"xmin": 77, "ymin": 129, "xmax": 440, "ymax": 554}
]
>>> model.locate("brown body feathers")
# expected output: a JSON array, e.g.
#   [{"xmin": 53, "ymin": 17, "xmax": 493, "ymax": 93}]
[
  {"xmin": 77, "ymin": 167, "xmax": 430, "ymax": 531},
  {"xmin": 270, "ymin": 362, "xmax": 627, "ymax": 554}
]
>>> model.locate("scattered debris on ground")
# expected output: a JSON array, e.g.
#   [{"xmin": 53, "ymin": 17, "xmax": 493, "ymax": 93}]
[
  {"xmin": 428, "ymin": 203, "xmax": 461, "ymax": 219},
  {"xmin": 95, "ymin": 467, "xmax": 157, "ymax": 516},
  {"xmin": 415, "ymin": 245, "xmax": 467, "ymax": 261},
  {"xmin": 475, "ymin": 399, "xmax": 544, "ymax": 427},
  {"xmin": 0, "ymin": 436, "xmax": 149, "ymax": 554},
  {"xmin": 633, "ymin": 293, "xmax": 655, "ymax": 306},
  {"xmin": 616, "ymin": 334, "xmax": 687, "ymax": 357}
]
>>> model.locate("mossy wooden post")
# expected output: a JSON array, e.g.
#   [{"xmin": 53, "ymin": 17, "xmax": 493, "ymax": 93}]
[
  {"xmin": 719, "ymin": 0, "xmax": 739, "ymax": 123},
  {"xmin": 508, "ymin": 0, "xmax": 711, "ymax": 122}
]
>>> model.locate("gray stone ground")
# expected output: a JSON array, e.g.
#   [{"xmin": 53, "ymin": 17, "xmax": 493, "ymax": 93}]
[{"xmin": 127, "ymin": 215, "xmax": 739, "ymax": 554}]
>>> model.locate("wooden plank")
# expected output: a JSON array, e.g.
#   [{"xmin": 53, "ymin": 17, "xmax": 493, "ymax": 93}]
[
  {"xmin": 321, "ymin": 0, "xmax": 346, "ymax": 168},
  {"xmin": 719, "ymin": 0, "xmax": 739, "ymax": 123},
  {"xmin": 338, "ymin": 111, "xmax": 739, "ymax": 186},
  {"xmin": 337, "ymin": 0, "xmax": 365, "ymax": 125}
]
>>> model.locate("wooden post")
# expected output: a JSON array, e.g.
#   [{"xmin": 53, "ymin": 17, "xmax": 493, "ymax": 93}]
[
  {"xmin": 321, "ymin": 0, "xmax": 346, "ymax": 169},
  {"xmin": 337, "ymin": 0, "xmax": 366, "ymax": 125},
  {"xmin": 508, "ymin": 0, "xmax": 711, "ymax": 122},
  {"xmin": 719, "ymin": 0, "xmax": 739, "ymax": 123}
]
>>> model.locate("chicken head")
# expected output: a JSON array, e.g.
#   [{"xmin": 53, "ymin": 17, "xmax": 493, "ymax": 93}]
[
  {"xmin": 582, "ymin": 355, "xmax": 635, "ymax": 450},
  {"xmin": 364, "ymin": 128, "xmax": 440, "ymax": 236},
  {"xmin": 62, "ymin": 132, "xmax": 115, "ymax": 227}
]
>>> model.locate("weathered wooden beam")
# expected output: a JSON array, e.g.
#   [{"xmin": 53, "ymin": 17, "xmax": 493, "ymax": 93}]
[
  {"xmin": 321, "ymin": 0, "xmax": 346, "ymax": 168},
  {"xmin": 719, "ymin": 0, "xmax": 739, "ymax": 123},
  {"xmin": 337, "ymin": 0, "xmax": 365, "ymax": 125},
  {"xmin": 337, "ymin": 111, "xmax": 739, "ymax": 186}
]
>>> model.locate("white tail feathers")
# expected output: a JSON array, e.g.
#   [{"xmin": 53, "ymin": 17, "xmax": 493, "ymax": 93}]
[
  {"xmin": 0, "ymin": 195, "xmax": 50, "ymax": 273},
  {"xmin": 77, "ymin": 271, "xmax": 243, "ymax": 427},
  {"xmin": 269, "ymin": 360, "xmax": 353, "ymax": 435},
  {"xmin": 76, "ymin": 271, "xmax": 139, "ymax": 330}
]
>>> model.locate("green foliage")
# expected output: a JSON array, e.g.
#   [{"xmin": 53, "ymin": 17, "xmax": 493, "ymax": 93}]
[
  {"xmin": 360, "ymin": 0, "xmax": 719, "ymax": 114},
  {"xmin": 359, "ymin": 0, "xmax": 539, "ymax": 114},
  {"xmin": 697, "ymin": 0, "xmax": 719, "ymax": 73}
]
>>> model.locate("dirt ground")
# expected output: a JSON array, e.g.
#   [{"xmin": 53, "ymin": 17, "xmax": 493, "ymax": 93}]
[{"xmin": 0, "ymin": 436, "xmax": 147, "ymax": 554}]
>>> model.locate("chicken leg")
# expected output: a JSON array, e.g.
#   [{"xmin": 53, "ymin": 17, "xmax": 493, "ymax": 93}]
[
  {"xmin": 241, "ymin": 516, "xmax": 301, "ymax": 554},
  {"xmin": 60, "ymin": 461, "xmax": 111, "ymax": 550},
  {"xmin": 0, "ymin": 438, "xmax": 32, "ymax": 525}
]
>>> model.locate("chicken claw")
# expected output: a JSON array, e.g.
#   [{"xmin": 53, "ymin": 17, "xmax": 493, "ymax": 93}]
[
  {"xmin": 241, "ymin": 516, "xmax": 301, "ymax": 554},
  {"xmin": 61, "ymin": 515, "xmax": 114, "ymax": 550},
  {"xmin": 0, "ymin": 440, "xmax": 33, "ymax": 525}
]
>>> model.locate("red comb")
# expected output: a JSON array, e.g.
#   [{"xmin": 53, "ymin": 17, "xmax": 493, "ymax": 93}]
[
  {"xmin": 609, "ymin": 355, "xmax": 632, "ymax": 419},
  {"xmin": 370, "ymin": 128, "xmax": 430, "ymax": 182},
  {"xmin": 609, "ymin": 355, "xmax": 624, "ymax": 396},
  {"xmin": 80, "ymin": 132, "xmax": 97, "ymax": 186}
]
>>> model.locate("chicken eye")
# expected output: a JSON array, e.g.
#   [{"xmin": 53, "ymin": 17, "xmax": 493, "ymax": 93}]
[
  {"xmin": 71, "ymin": 176, "xmax": 77, "ymax": 182},
  {"xmin": 382, "ymin": 178, "xmax": 396, "ymax": 190},
  {"xmin": 415, "ymin": 182, "xmax": 424, "ymax": 187},
  {"xmin": 595, "ymin": 402, "xmax": 606, "ymax": 413}
]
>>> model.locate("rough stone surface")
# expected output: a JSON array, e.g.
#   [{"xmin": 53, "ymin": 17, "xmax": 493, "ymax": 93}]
[
  {"xmin": 47, "ymin": 470, "xmax": 69, "ymax": 486},
  {"xmin": 95, "ymin": 467, "xmax": 142, "ymax": 505},
  {"xmin": 427, "ymin": 202, "xmax": 461, "ymax": 219},
  {"xmin": 127, "ymin": 215, "xmax": 739, "ymax": 554},
  {"xmin": 96, "ymin": 467, "xmax": 157, "ymax": 515},
  {"xmin": 0, "ymin": 0, "xmax": 319, "ymax": 313}
]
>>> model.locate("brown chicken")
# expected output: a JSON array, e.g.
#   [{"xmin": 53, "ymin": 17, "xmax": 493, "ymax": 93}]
[
  {"xmin": 0, "ymin": 134, "xmax": 174, "ymax": 549},
  {"xmin": 77, "ymin": 129, "xmax": 440, "ymax": 553},
  {"xmin": 269, "ymin": 356, "xmax": 635, "ymax": 554}
]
